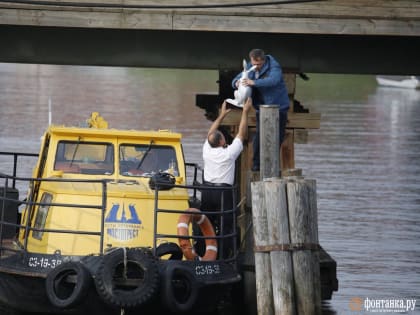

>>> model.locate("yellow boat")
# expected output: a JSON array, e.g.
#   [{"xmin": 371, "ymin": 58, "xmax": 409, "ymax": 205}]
[{"xmin": 0, "ymin": 113, "xmax": 240, "ymax": 314}]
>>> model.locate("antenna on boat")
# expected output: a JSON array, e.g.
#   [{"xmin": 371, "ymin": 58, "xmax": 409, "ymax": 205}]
[{"xmin": 48, "ymin": 97, "xmax": 52, "ymax": 125}]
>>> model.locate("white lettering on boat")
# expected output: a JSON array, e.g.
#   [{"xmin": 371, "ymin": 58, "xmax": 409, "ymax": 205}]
[
  {"xmin": 195, "ymin": 263, "xmax": 221, "ymax": 276},
  {"xmin": 28, "ymin": 256, "xmax": 62, "ymax": 269},
  {"xmin": 105, "ymin": 203, "xmax": 142, "ymax": 241}
]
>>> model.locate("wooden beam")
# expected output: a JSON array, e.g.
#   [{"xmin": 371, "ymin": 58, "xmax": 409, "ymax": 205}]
[
  {"xmin": 288, "ymin": 113, "xmax": 321, "ymax": 129},
  {"xmin": 222, "ymin": 109, "xmax": 320, "ymax": 130},
  {"xmin": 0, "ymin": 1, "xmax": 418, "ymax": 36},
  {"xmin": 281, "ymin": 129, "xmax": 295, "ymax": 170}
]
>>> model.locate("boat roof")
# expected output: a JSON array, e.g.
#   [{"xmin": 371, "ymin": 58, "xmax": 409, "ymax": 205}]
[{"xmin": 46, "ymin": 125, "xmax": 182, "ymax": 141}]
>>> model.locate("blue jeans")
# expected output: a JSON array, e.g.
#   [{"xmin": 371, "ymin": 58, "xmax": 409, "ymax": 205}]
[{"xmin": 252, "ymin": 110, "xmax": 288, "ymax": 170}]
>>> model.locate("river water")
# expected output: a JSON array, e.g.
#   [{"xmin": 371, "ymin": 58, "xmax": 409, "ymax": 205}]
[{"xmin": 0, "ymin": 64, "xmax": 419, "ymax": 315}]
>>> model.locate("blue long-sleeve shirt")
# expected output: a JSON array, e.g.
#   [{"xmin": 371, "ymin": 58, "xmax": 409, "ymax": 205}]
[{"xmin": 232, "ymin": 55, "xmax": 289, "ymax": 112}]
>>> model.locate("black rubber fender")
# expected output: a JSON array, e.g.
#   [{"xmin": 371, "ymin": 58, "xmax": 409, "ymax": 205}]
[
  {"xmin": 45, "ymin": 261, "xmax": 91, "ymax": 309},
  {"xmin": 156, "ymin": 242, "xmax": 183, "ymax": 260},
  {"xmin": 161, "ymin": 264, "xmax": 198, "ymax": 312},
  {"xmin": 94, "ymin": 248, "xmax": 159, "ymax": 308}
]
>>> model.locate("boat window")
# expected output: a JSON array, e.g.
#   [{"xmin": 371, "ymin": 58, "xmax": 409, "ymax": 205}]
[
  {"xmin": 54, "ymin": 141, "xmax": 114, "ymax": 175},
  {"xmin": 32, "ymin": 192, "xmax": 52, "ymax": 240},
  {"xmin": 119, "ymin": 144, "xmax": 178, "ymax": 177}
]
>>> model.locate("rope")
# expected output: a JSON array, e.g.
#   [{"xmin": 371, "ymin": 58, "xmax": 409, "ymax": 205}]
[
  {"xmin": 122, "ymin": 247, "xmax": 127, "ymax": 278},
  {"xmin": 104, "ymin": 247, "xmax": 128, "ymax": 315}
]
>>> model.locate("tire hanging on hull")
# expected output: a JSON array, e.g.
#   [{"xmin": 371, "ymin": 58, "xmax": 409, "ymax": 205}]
[
  {"xmin": 45, "ymin": 261, "xmax": 91, "ymax": 309},
  {"xmin": 161, "ymin": 264, "xmax": 198, "ymax": 313},
  {"xmin": 156, "ymin": 242, "xmax": 183, "ymax": 260},
  {"xmin": 94, "ymin": 248, "xmax": 159, "ymax": 308}
]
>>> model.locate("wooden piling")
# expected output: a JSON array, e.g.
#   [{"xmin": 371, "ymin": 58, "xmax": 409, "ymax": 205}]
[
  {"xmin": 260, "ymin": 105, "xmax": 280, "ymax": 179},
  {"xmin": 265, "ymin": 178, "xmax": 295, "ymax": 315},
  {"xmin": 251, "ymin": 181, "xmax": 274, "ymax": 315},
  {"xmin": 252, "ymin": 105, "xmax": 320, "ymax": 315},
  {"xmin": 252, "ymin": 177, "xmax": 321, "ymax": 315},
  {"xmin": 287, "ymin": 179, "xmax": 321, "ymax": 315},
  {"xmin": 251, "ymin": 105, "xmax": 279, "ymax": 314}
]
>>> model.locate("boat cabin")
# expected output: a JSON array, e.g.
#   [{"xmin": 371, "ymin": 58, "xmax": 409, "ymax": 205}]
[{"xmin": 16, "ymin": 123, "xmax": 193, "ymax": 256}]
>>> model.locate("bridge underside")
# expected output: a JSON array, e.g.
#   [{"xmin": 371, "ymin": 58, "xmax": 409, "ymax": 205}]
[{"xmin": 1, "ymin": 25, "xmax": 419, "ymax": 75}]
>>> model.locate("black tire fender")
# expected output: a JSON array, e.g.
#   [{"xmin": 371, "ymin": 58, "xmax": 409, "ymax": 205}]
[
  {"xmin": 156, "ymin": 242, "xmax": 183, "ymax": 260},
  {"xmin": 45, "ymin": 261, "xmax": 91, "ymax": 309},
  {"xmin": 161, "ymin": 265, "xmax": 198, "ymax": 312},
  {"xmin": 94, "ymin": 248, "xmax": 159, "ymax": 308}
]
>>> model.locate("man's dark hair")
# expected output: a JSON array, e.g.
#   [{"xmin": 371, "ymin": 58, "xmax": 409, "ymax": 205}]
[
  {"xmin": 249, "ymin": 49, "xmax": 266, "ymax": 60},
  {"xmin": 208, "ymin": 130, "xmax": 223, "ymax": 148}
]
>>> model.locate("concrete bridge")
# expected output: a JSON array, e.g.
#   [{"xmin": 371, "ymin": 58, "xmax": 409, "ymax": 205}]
[{"xmin": 0, "ymin": 0, "xmax": 419, "ymax": 74}]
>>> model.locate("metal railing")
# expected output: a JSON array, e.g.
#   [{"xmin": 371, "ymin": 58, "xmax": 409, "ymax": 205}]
[
  {"xmin": 0, "ymin": 173, "xmax": 107, "ymax": 259},
  {"xmin": 152, "ymin": 164, "xmax": 238, "ymax": 262},
  {"xmin": 0, "ymin": 151, "xmax": 39, "ymax": 189},
  {"xmin": 0, "ymin": 155, "xmax": 239, "ymax": 263}
]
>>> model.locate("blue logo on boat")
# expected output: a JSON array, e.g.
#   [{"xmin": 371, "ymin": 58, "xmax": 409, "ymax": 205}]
[{"xmin": 105, "ymin": 203, "xmax": 142, "ymax": 241}]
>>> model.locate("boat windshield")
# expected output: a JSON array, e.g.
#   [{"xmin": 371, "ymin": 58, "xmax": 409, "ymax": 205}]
[
  {"xmin": 54, "ymin": 141, "xmax": 114, "ymax": 175},
  {"xmin": 119, "ymin": 144, "xmax": 178, "ymax": 177}
]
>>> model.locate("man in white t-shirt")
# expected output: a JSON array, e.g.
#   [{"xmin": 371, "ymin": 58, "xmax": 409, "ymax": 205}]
[{"xmin": 200, "ymin": 97, "xmax": 252, "ymax": 258}]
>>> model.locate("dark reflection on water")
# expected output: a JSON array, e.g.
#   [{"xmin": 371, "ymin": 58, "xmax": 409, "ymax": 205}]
[{"xmin": 1, "ymin": 66, "xmax": 419, "ymax": 314}]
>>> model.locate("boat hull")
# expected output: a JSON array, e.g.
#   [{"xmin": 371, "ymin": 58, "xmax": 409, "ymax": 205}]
[
  {"xmin": 0, "ymin": 271, "xmax": 112, "ymax": 314},
  {"xmin": 0, "ymin": 250, "xmax": 240, "ymax": 314}
]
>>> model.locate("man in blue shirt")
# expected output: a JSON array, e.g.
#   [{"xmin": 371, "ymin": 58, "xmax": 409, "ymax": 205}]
[{"xmin": 232, "ymin": 48, "xmax": 289, "ymax": 171}]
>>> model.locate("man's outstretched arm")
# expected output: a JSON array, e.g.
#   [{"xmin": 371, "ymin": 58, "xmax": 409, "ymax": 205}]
[
  {"xmin": 207, "ymin": 101, "xmax": 231, "ymax": 138},
  {"xmin": 236, "ymin": 97, "xmax": 252, "ymax": 142}
]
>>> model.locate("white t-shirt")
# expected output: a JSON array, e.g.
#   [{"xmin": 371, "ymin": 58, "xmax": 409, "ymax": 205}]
[{"xmin": 202, "ymin": 137, "xmax": 243, "ymax": 185}]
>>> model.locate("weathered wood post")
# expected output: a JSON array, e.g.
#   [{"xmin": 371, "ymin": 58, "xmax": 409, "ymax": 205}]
[
  {"xmin": 265, "ymin": 178, "xmax": 296, "ymax": 315},
  {"xmin": 287, "ymin": 179, "xmax": 322, "ymax": 315},
  {"xmin": 260, "ymin": 105, "xmax": 280, "ymax": 178},
  {"xmin": 251, "ymin": 105, "xmax": 280, "ymax": 315},
  {"xmin": 251, "ymin": 181, "xmax": 274, "ymax": 315},
  {"xmin": 251, "ymin": 105, "xmax": 322, "ymax": 315}
]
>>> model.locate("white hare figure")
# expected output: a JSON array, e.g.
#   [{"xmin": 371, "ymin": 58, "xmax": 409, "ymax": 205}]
[{"xmin": 226, "ymin": 59, "xmax": 257, "ymax": 108}]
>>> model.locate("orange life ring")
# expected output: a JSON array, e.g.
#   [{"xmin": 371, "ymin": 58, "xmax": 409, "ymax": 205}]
[{"xmin": 177, "ymin": 208, "xmax": 217, "ymax": 261}]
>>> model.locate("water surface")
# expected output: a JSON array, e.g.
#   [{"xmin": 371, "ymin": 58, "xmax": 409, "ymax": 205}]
[
  {"xmin": 1, "ymin": 64, "xmax": 419, "ymax": 315},
  {"xmin": 295, "ymin": 74, "xmax": 420, "ymax": 314}
]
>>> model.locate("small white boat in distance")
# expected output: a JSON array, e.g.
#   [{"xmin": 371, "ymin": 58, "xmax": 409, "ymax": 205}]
[{"xmin": 376, "ymin": 75, "xmax": 420, "ymax": 89}]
